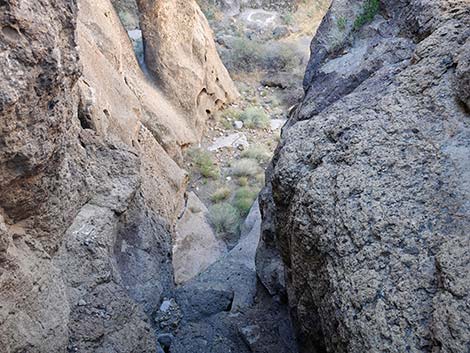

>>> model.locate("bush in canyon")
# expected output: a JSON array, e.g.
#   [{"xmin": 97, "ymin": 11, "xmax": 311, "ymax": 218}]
[
  {"xmin": 188, "ymin": 148, "xmax": 220, "ymax": 179},
  {"xmin": 220, "ymin": 107, "xmax": 242, "ymax": 121},
  {"xmin": 231, "ymin": 158, "xmax": 261, "ymax": 177},
  {"xmin": 208, "ymin": 203, "xmax": 240, "ymax": 236},
  {"xmin": 238, "ymin": 176, "xmax": 249, "ymax": 186},
  {"xmin": 241, "ymin": 145, "xmax": 272, "ymax": 163},
  {"xmin": 226, "ymin": 37, "xmax": 263, "ymax": 72},
  {"xmin": 211, "ymin": 186, "xmax": 232, "ymax": 202},
  {"xmin": 354, "ymin": 0, "xmax": 380, "ymax": 30},
  {"xmin": 224, "ymin": 38, "xmax": 301, "ymax": 73},
  {"xmin": 233, "ymin": 187, "xmax": 258, "ymax": 216},
  {"xmin": 262, "ymin": 42, "xmax": 300, "ymax": 72},
  {"xmin": 239, "ymin": 107, "xmax": 270, "ymax": 129}
]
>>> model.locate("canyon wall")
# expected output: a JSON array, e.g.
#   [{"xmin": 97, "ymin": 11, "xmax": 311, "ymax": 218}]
[
  {"xmin": 258, "ymin": 0, "xmax": 470, "ymax": 352},
  {"xmin": 0, "ymin": 0, "xmax": 234, "ymax": 351},
  {"xmin": 137, "ymin": 0, "xmax": 239, "ymax": 139}
]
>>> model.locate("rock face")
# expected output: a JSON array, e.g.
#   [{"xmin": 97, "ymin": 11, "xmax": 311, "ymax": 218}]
[
  {"xmin": 136, "ymin": 0, "xmax": 239, "ymax": 139},
  {"xmin": 174, "ymin": 192, "xmax": 227, "ymax": 284},
  {"xmin": 0, "ymin": 0, "xmax": 235, "ymax": 351},
  {"xmin": 258, "ymin": 0, "xmax": 470, "ymax": 352},
  {"xmin": 172, "ymin": 203, "xmax": 299, "ymax": 353}
]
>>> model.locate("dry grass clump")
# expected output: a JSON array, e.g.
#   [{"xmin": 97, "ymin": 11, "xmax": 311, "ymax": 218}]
[
  {"xmin": 188, "ymin": 148, "xmax": 220, "ymax": 179},
  {"xmin": 211, "ymin": 186, "xmax": 232, "ymax": 203},
  {"xmin": 239, "ymin": 107, "xmax": 270, "ymax": 129},
  {"xmin": 233, "ymin": 187, "xmax": 258, "ymax": 216},
  {"xmin": 241, "ymin": 145, "xmax": 271, "ymax": 163},
  {"xmin": 208, "ymin": 203, "xmax": 240, "ymax": 236},
  {"xmin": 231, "ymin": 158, "xmax": 261, "ymax": 177}
]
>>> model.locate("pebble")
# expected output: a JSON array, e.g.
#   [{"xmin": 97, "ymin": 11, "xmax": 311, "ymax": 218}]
[{"xmin": 234, "ymin": 120, "xmax": 243, "ymax": 129}]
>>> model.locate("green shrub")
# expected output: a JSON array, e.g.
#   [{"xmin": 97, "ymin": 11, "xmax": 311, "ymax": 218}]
[
  {"xmin": 231, "ymin": 158, "xmax": 261, "ymax": 177},
  {"xmin": 337, "ymin": 17, "xmax": 347, "ymax": 31},
  {"xmin": 188, "ymin": 148, "xmax": 220, "ymax": 179},
  {"xmin": 208, "ymin": 203, "xmax": 240, "ymax": 235},
  {"xmin": 211, "ymin": 187, "xmax": 231, "ymax": 203},
  {"xmin": 233, "ymin": 187, "xmax": 258, "ymax": 216},
  {"xmin": 239, "ymin": 107, "xmax": 270, "ymax": 129},
  {"xmin": 241, "ymin": 145, "xmax": 271, "ymax": 163},
  {"xmin": 354, "ymin": 0, "xmax": 379, "ymax": 30}
]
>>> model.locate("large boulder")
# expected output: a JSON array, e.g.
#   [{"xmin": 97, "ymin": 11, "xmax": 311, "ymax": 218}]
[
  {"xmin": 137, "ymin": 0, "xmax": 239, "ymax": 139},
  {"xmin": 174, "ymin": 192, "xmax": 227, "ymax": 284},
  {"xmin": 258, "ymin": 0, "xmax": 470, "ymax": 352}
]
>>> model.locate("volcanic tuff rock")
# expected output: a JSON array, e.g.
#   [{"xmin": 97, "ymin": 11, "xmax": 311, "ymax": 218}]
[
  {"xmin": 258, "ymin": 0, "xmax": 470, "ymax": 352},
  {"xmin": 136, "ymin": 0, "xmax": 239, "ymax": 139},
  {"xmin": 0, "ymin": 0, "xmax": 236, "ymax": 351}
]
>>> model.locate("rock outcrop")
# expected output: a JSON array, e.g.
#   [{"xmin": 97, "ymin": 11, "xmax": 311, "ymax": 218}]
[
  {"xmin": 137, "ymin": 0, "xmax": 239, "ymax": 139},
  {"xmin": 0, "ymin": 0, "xmax": 236, "ymax": 351},
  {"xmin": 258, "ymin": 0, "xmax": 470, "ymax": 352},
  {"xmin": 174, "ymin": 192, "xmax": 227, "ymax": 284}
]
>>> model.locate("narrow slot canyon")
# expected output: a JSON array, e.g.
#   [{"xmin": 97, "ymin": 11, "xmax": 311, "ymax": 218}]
[{"xmin": 0, "ymin": 1, "xmax": 469, "ymax": 353}]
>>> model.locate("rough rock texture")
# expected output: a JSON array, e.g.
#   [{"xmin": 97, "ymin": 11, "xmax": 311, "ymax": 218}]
[
  {"xmin": 0, "ymin": 0, "xmax": 233, "ymax": 351},
  {"xmin": 111, "ymin": 0, "xmax": 139, "ymax": 30},
  {"xmin": 170, "ymin": 203, "xmax": 299, "ymax": 353},
  {"xmin": 258, "ymin": 0, "xmax": 470, "ymax": 352},
  {"xmin": 174, "ymin": 192, "xmax": 227, "ymax": 284},
  {"xmin": 137, "ymin": 0, "xmax": 239, "ymax": 139}
]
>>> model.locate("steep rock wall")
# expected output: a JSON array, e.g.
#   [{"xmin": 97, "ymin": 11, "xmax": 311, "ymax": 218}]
[
  {"xmin": 258, "ymin": 0, "xmax": 470, "ymax": 352},
  {"xmin": 0, "ymin": 0, "xmax": 233, "ymax": 351},
  {"xmin": 137, "ymin": 0, "xmax": 239, "ymax": 138}
]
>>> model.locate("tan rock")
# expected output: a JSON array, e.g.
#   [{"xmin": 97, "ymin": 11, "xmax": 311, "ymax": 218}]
[
  {"xmin": 0, "ymin": 0, "xmax": 232, "ymax": 350},
  {"xmin": 137, "ymin": 0, "xmax": 239, "ymax": 138},
  {"xmin": 174, "ymin": 192, "xmax": 227, "ymax": 284}
]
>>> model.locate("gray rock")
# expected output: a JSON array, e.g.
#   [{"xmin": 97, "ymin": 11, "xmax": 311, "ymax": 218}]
[
  {"xmin": 157, "ymin": 333, "xmax": 174, "ymax": 348},
  {"xmin": 172, "ymin": 203, "xmax": 298, "ymax": 353},
  {"xmin": 234, "ymin": 120, "xmax": 244, "ymax": 129},
  {"xmin": 272, "ymin": 25, "xmax": 289, "ymax": 39},
  {"xmin": 258, "ymin": 0, "xmax": 470, "ymax": 352}
]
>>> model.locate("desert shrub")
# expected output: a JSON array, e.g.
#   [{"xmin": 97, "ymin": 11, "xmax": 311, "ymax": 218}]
[
  {"xmin": 337, "ymin": 17, "xmax": 347, "ymax": 31},
  {"xmin": 223, "ymin": 38, "xmax": 301, "ymax": 73},
  {"xmin": 262, "ymin": 42, "xmax": 300, "ymax": 71},
  {"xmin": 231, "ymin": 158, "xmax": 261, "ymax": 177},
  {"xmin": 226, "ymin": 37, "xmax": 263, "ymax": 72},
  {"xmin": 241, "ymin": 145, "xmax": 271, "ymax": 163},
  {"xmin": 208, "ymin": 203, "xmax": 240, "ymax": 235},
  {"xmin": 354, "ymin": 0, "xmax": 379, "ymax": 30},
  {"xmin": 238, "ymin": 176, "xmax": 249, "ymax": 186},
  {"xmin": 211, "ymin": 187, "xmax": 231, "ymax": 203},
  {"xmin": 214, "ymin": 110, "xmax": 236, "ymax": 129},
  {"xmin": 221, "ymin": 108, "xmax": 242, "ymax": 121},
  {"xmin": 233, "ymin": 187, "xmax": 258, "ymax": 216},
  {"xmin": 188, "ymin": 148, "xmax": 220, "ymax": 179},
  {"xmin": 239, "ymin": 107, "xmax": 270, "ymax": 129}
]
